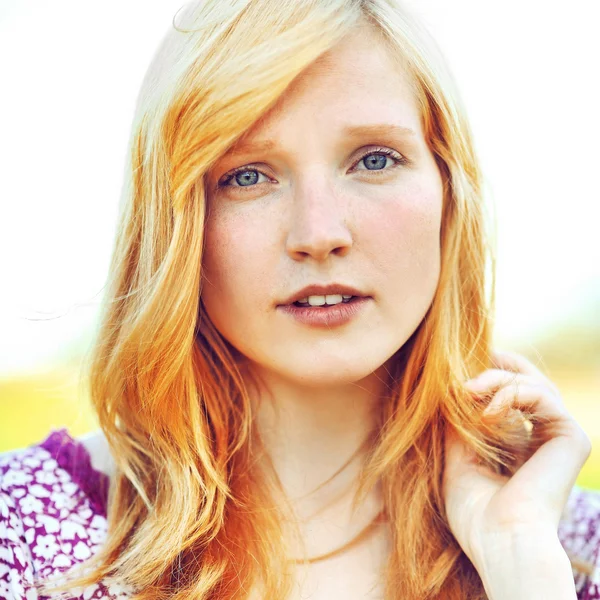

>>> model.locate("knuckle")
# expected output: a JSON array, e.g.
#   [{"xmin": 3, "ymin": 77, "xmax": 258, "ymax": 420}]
[
  {"xmin": 569, "ymin": 421, "xmax": 593, "ymax": 457},
  {"xmin": 580, "ymin": 429, "xmax": 593, "ymax": 458}
]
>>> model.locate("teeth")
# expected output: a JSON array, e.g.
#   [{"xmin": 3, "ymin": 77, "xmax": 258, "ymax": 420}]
[
  {"xmin": 293, "ymin": 294, "xmax": 358, "ymax": 306},
  {"xmin": 308, "ymin": 294, "xmax": 343, "ymax": 306}
]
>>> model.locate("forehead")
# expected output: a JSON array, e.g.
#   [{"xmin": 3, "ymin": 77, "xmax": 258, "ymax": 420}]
[{"xmin": 230, "ymin": 23, "xmax": 423, "ymax": 151}]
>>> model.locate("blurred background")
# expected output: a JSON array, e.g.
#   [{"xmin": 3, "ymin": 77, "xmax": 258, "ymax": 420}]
[{"xmin": 0, "ymin": 1, "xmax": 598, "ymax": 487}]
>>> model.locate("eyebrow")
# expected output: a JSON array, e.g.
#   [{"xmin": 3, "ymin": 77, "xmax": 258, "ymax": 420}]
[
  {"xmin": 342, "ymin": 124, "xmax": 417, "ymax": 139},
  {"xmin": 226, "ymin": 123, "xmax": 417, "ymax": 157}
]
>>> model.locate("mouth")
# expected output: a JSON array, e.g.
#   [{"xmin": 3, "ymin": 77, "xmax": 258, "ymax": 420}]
[
  {"xmin": 278, "ymin": 295, "xmax": 371, "ymax": 327},
  {"xmin": 291, "ymin": 295, "xmax": 361, "ymax": 307},
  {"xmin": 279, "ymin": 283, "xmax": 368, "ymax": 306}
]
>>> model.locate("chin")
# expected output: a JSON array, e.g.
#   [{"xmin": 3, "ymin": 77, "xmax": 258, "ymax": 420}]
[{"xmin": 261, "ymin": 348, "xmax": 395, "ymax": 388}]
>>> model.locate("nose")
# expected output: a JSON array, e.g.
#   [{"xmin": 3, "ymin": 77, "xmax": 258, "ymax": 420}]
[{"xmin": 285, "ymin": 174, "xmax": 353, "ymax": 262}]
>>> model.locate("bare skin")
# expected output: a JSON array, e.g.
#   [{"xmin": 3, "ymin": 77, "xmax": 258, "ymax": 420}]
[
  {"xmin": 73, "ymin": 14, "xmax": 589, "ymax": 600},
  {"xmin": 199, "ymin": 18, "xmax": 443, "ymax": 599},
  {"xmin": 80, "ymin": 20, "xmax": 443, "ymax": 599},
  {"xmin": 79, "ymin": 427, "xmax": 390, "ymax": 600}
]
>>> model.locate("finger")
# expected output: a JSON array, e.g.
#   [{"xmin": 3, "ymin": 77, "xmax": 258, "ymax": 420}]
[
  {"xmin": 491, "ymin": 350, "xmax": 558, "ymax": 393},
  {"xmin": 465, "ymin": 370, "xmax": 528, "ymax": 396},
  {"xmin": 506, "ymin": 422, "xmax": 591, "ymax": 524},
  {"xmin": 479, "ymin": 382, "xmax": 591, "ymax": 519},
  {"xmin": 467, "ymin": 372, "xmax": 567, "ymax": 415},
  {"xmin": 491, "ymin": 349, "xmax": 541, "ymax": 376},
  {"xmin": 465, "ymin": 371, "xmax": 565, "ymax": 413},
  {"xmin": 481, "ymin": 380, "xmax": 566, "ymax": 422}
]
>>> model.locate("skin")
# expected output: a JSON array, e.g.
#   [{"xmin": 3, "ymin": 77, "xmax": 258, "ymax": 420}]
[
  {"xmin": 201, "ymin": 20, "xmax": 591, "ymax": 600},
  {"xmin": 202, "ymin": 23, "xmax": 443, "ymax": 598},
  {"xmin": 447, "ymin": 350, "xmax": 591, "ymax": 600},
  {"xmin": 73, "ymin": 18, "xmax": 591, "ymax": 600}
]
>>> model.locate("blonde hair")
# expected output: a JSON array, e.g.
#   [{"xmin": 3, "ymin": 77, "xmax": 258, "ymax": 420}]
[{"xmin": 35, "ymin": 1, "xmax": 592, "ymax": 599}]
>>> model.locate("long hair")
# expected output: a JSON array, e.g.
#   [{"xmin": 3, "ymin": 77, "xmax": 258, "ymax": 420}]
[{"xmin": 35, "ymin": 1, "xmax": 592, "ymax": 599}]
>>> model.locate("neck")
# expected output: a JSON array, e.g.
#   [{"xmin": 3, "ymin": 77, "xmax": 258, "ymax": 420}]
[
  {"xmin": 247, "ymin": 363, "xmax": 391, "ymax": 501},
  {"xmin": 242, "ymin": 361, "xmax": 395, "ymax": 562}
]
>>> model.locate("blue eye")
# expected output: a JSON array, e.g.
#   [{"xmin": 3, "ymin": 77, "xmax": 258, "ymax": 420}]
[
  {"xmin": 217, "ymin": 147, "xmax": 406, "ymax": 190},
  {"xmin": 362, "ymin": 154, "xmax": 388, "ymax": 170},
  {"xmin": 219, "ymin": 168, "xmax": 270, "ymax": 188},
  {"xmin": 355, "ymin": 149, "xmax": 404, "ymax": 171}
]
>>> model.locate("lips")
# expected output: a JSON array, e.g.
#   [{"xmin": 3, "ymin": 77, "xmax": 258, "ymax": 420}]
[
  {"xmin": 293, "ymin": 295, "xmax": 356, "ymax": 307},
  {"xmin": 278, "ymin": 295, "xmax": 371, "ymax": 327},
  {"xmin": 280, "ymin": 283, "xmax": 369, "ymax": 306}
]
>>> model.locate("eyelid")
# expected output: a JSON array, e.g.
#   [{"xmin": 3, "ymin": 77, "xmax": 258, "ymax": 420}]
[
  {"xmin": 350, "ymin": 146, "xmax": 408, "ymax": 171},
  {"xmin": 217, "ymin": 145, "xmax": 408, "ymax": 189},
  {"xmin": 217, "ymin": 163, "xmax": 273, "ymax": 188}
]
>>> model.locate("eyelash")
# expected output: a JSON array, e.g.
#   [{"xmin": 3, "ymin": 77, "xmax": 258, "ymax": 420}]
[{"xmin": 217, "ymin": 147, "xmax": 408, "ymax": 190}]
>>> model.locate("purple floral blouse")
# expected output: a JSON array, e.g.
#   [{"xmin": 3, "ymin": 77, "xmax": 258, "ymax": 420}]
[{"xmin": 1, "ymin": 428, "xmax": 599, "ymax": 599}]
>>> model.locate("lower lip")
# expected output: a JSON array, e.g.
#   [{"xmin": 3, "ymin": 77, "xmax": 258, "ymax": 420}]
[{"xmin": 277, "ymin": 297, "xmax": 371, "ymax": 328}]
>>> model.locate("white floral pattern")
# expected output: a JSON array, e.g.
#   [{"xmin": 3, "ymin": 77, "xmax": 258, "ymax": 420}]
[
  {"xmin": 1, "ymin": 428, "xmax": 599, "ymax": 599},
  {"xmin": 0, "ymin": 430, "xmax": 135, "ymax": 599},
  {"xmin": 558, "ymin": 486, "xmax": 600, "ymax": 598}
]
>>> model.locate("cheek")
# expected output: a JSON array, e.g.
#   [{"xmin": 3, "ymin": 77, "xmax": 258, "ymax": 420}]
[
  {"xmin": 203, "ymin": 212, "xmax": 236, "ymax": 291},
  {"xmin": 365, "ymin": 183, "xmax": 442, "ymax": 338},
  {"xmin": 202, "ymin": 205, "xmax": 275, "ymax": 303},
  {"xmin": 203, "ymin": 215, "xmax": 245, "ymax": 299},
  {"xmin": 201, "ymin": 211, "xmax": 254, "ymax": 341},
  {"xmin": 362, "ymin": 181, "xmax": 442, "ymax": 275}
]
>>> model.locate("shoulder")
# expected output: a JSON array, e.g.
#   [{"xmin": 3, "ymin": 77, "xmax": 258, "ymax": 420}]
[
  {"xmin": 0, "ymin": 446, "xmax": 27, "ymax": 463},
  {"xmin": 75, "ymin": 429, "xmax": 116, "ymax": 479},
  {"xmin": 0, "ymin": 429, "xmax": 115, "ymax": 479},
  {"xmin": 0, "ymin": 431, "xmax": 135, "ymax": 598},
  {"xmin": 558, "ymin": 485, "xmax": 600, "ymax": 598},
  {"xmin": 0, "ymin": 429, "xmax": 112, "ymax": 593},
  {"xmin": 0, "ymin": 428, "xmax": 112, "ymax": 518}
]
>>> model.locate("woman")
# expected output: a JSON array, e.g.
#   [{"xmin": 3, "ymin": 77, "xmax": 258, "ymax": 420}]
[{"xmin": 1, "ymin": 1, "xmax": 598, "ymax": 599}]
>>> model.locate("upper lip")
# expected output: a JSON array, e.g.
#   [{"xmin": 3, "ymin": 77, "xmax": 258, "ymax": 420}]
[{"xmin": 279, "ymin": 283, "xmax": 369, "ymax": 305}]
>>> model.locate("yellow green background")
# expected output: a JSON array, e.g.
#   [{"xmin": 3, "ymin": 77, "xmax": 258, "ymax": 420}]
[{"xmin": 2, "ymin": 341, "xmax": 598, "ymax": 490}]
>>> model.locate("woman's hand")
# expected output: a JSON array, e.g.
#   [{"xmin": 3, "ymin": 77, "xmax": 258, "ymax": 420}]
[{"xmin": 443, "ymin": 350, "xmax": 592, "ymax": 598}]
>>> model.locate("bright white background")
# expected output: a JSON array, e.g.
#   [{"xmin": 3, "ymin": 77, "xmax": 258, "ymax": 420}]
[{"xmin": 0, "ymin": 0, "xmax": 599, "ymax": 376}]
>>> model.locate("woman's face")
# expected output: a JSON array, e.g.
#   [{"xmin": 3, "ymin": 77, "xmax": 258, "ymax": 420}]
[{"xmin": 202, "ymin": 25, "xmax": 443, "ymax": 388}]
